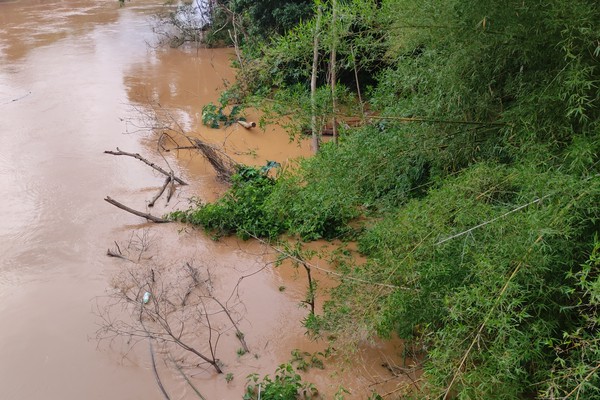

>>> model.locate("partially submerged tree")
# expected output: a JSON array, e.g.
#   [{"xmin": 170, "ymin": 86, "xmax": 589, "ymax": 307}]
[{"xmin": 97, "ymin": 235, "xmax": 251, "ymax": 376}]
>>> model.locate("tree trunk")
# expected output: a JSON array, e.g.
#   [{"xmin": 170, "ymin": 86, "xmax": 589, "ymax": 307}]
[
  {"xmin": 330, "ymin": 0, "xmax": 339, "ymax": 145},
  {"xmin": 310, "ymin": 6, "xmax": 323, "ymax": 154}
]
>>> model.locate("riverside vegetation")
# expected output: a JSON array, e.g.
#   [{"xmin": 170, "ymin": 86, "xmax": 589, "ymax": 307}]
[{"xmin": 168, "ymin": 0, "xmax": 600, "ymax": 398}]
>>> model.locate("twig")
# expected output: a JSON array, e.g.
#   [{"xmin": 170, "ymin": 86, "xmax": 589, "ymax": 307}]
[
  {"xmin": 212, "ymin": 297, "xmax": 249, "ymax": 353},
  {"xmin": 140, "ymin": 315, "xmax": 171, "ymax": 400},
  {"xmin": 0, "ymin": 91, "xmax": 32, "ymax": 106},
  {"xmin": 380, "ymin": 379, "xmax": 423, "ymax": 398},
  {"xmin": 106, "ymin": 249, "xmax": 135, "ymax": 263},
  {"xmin": 104, "ymin": 148, "xmax": 187, "ymax": 185},
  {"xmin": 436, "ymin": 172, "xmax": 600, "ymax": 246},
  {"xmin": 242, "ymin": 230, "xmax": 408, "ymax": 290},
  {"xmin": 171, "ymin": 358, "xmax": 207, "ymax": 400},
  {"xmin": 165, "ymin": 146, "xmax": 198, "ymax": 151},
  {"xmin": 563, "ymin": 363, "xmax": 600, "ymax": 399},
  {"xmin": 104, "ymin": 196, "xmax": 170, "ymax": 223},
  {"xmin": 148, "ymin": 336, "xmax": 171, "ymax": 400}
]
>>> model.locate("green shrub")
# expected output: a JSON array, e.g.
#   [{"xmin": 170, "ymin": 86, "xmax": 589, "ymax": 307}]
[
  {"xmin": 243, "ymin": 364, "xmax": 318, "ymax": 400},
  {"xmin": 168, "ymin": 165, "xmax": 284, "ymax": 239}
]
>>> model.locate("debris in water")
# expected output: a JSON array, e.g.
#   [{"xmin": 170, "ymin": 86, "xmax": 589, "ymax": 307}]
[{"xmin": 142, "ymin": 291, "xmax": 151, "ymax": 304}]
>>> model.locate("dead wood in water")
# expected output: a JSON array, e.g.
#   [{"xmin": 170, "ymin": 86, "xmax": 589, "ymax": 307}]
[
  {"xmin": 188, "ymin": 137, "xmax": 238, "ymax": 182},
  {"xmin": 96, "ymin": 259, "xmax": 225, "ymax": 375},
  {"xmin": 104, "ymin": 148, "xmax": 187, "ymax": 185},
  {"xmin": 156, "ymin": 131, "xmax": 238, "ymax": 182},
  {"xmin": 104, "ymin": 196, "xmax": 170, "ymax": 223},
  {"xmin": 148, "ymin": 175, "xmax": 172, "ymax": 207},
  {"xmin": 166, "ymin": 172, "xmax": 175, "ymax": 203},
  {"xmin": 106, "ymin": 244, "xmax": 135, "ymax": 262},
  {"xmin": 237, "ymin": 120, "xmax": 256, "ymax": 129},
  {"xmin": 141, "ymin": 318, "xmax": 171, "ymax": 400}
]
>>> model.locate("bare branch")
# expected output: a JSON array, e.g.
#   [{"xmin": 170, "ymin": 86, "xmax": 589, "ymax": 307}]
[
  {"xmin": 104, "ymin": 197, "xmax": 170, "ymax": 223},
  {"xmin": 104, "ymin": 148, "xmax": 187, "ymax": 185},
  {"xmin": 149, "ymin": 175, "xmax": 173, "ymax": 207}
]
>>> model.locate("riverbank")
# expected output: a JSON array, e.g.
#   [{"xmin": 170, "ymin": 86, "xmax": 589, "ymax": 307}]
[{"xmin": 0, "ymin": 0, "xmax": 412, "ymax": 397}]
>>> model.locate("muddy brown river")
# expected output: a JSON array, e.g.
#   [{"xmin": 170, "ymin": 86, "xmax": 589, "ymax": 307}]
[{"xmin": 0, "ymin": 1, "xmax": 412, "ymax": 398}]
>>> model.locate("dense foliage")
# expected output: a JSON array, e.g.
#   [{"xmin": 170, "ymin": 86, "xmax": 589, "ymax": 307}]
[
  {"xmin": 244, "ymin": 363, "xmax": 318, "ymax": 400},
  {"xmin": 230, "ymin": 0, "xmax": 314, "ymax": 38},
  {"xmin": 169, "ymin": 165, "xmax": 285, "ymax": 239},
  {"xmin": 189, "ymin": 0, "xmax": 600, "ymax": 397}
]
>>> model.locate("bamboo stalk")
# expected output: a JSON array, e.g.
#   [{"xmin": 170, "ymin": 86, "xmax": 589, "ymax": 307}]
[
  {"xmin": 330, "ymin": 0, "xmax": 339, "ymax": 145},
  {"xmin": 310, "ymin": 6, "xmax": 323, "ymax": 153}
]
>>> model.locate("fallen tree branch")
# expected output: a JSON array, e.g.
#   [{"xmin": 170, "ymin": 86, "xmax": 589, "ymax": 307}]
[
  {"xmin": 188, "ymin": 138, "xmax": 239, "ymax": 182},
  {"xmin": 148, "ymin": 333, "xmax": 171, "ymax": 400},
  {"xmin": 140, "ymin": 315, "xmax": 171, "ymax": 400},
  {"xmin": 166, "ymin": 172, "xmax": 175, "ymax": 203},
  {"xmin": 149, "ymin": 175, "xmax": 172, "ymax": 207},
  {"xmin": 104, "ymin": 148, "xmax": 187, "ymax": 185},
  {"xmin": 164, "ymin": 146, "xmax": 197, "ymax": 152},
  {"xmin": 104, "ymin": 196, "xmax": 170, "ymax": 223}
]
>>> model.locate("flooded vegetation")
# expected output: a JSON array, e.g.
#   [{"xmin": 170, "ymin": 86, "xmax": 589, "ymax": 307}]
[
  {"xmin": 0, "ymin": 0, "xmax": 411, "ymax": 398},
  {"xmin": 6, "ymin": 0, "xmax": 595, "ymax": 398}
]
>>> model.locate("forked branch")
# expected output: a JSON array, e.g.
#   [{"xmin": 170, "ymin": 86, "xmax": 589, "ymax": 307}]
[{"xmin": 104, "ymin": 148, "xmax": 187, "ymax": 185}]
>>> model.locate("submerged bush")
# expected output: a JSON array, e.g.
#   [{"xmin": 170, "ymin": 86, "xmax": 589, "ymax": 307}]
[
  {"xmin": 243, "ymin": 363, "xmax": 318, "ymax": 400},
  {"xmin": 169, "ymin": 164, "xmax": 284, "ymax": 240}
]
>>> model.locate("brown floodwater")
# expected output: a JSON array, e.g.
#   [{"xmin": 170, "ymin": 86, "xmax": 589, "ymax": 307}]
[{"xmin": 0, "ymin": 1, "xmax": 414, "ymax": 399}]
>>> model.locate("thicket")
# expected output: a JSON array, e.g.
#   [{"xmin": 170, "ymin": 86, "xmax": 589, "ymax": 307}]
[{"xmin": 185, "ymin": 0, "xmax": 600, "ymax": 397}]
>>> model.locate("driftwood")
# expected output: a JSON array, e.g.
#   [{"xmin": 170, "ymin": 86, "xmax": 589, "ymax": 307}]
[
  {"xmin": 237, "ymin": 120, "xmax": 256, "ymax": 129},
  {"xmin": 104, "ymin": 196, "xmax": 170, "ymax": 223},
  {"xmin": 104, "ymin": 148, "xmax": 187, "ymax": 185}
]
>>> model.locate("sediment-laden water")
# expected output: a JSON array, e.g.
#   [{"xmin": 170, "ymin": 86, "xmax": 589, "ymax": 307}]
[{"xmin": 0, "ymin": 1, "xmax": 407, "ymax": 398}]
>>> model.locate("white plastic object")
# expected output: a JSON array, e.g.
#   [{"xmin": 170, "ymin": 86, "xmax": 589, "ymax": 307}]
[{"xmin": 142, "ymin": 291, "xmax": 151, "ymax": 304}]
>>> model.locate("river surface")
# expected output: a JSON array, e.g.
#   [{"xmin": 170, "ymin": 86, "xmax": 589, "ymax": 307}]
[{"xmin": 0, "ymin": 1, "xmax": 410, "ymax": 399}]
